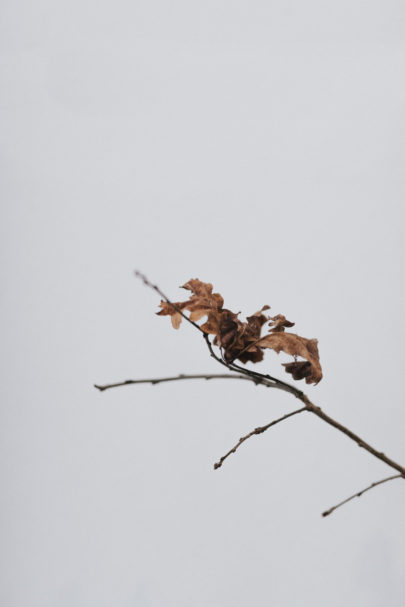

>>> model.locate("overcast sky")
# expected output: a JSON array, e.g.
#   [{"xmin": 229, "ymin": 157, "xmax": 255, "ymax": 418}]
[{"xmin": 1, "ymin": 1, "xmax": 405, "ymax": 605}]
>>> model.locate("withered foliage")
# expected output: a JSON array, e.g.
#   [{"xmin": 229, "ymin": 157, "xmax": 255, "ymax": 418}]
[{"xmin": 157, "ymin": 279, "xmax": 322, "ymax": 384}]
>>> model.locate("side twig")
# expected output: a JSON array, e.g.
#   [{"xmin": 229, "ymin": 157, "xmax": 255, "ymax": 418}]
[
  {"xmin": 322, "ymin": 474, "xmax": 404, "ymax": 517},
  {"xmin": 94, "ymin": 373, "xmax": 276, "ymax": 392},
  {"xmin": 214, "ymin": 406, "xmax": 308, "ymax": 470}
]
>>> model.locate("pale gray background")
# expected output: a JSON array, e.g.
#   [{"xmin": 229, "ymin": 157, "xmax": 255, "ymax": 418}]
[{"xmin": 1, "ymin": 1, "xmax": 405, "ymax": 605}]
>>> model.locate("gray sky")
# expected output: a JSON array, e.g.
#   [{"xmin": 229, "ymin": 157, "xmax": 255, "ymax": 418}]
[{"xmin": 1, "ymin": 1, "xmax": 405, "ymax": 605}]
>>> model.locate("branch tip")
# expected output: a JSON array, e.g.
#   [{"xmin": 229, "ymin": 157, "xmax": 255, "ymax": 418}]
[{"xmin": 321, "ymin": 474, "xmax": 404, "ymax": 517}]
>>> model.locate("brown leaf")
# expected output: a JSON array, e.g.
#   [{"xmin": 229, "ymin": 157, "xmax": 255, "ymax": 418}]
[
  {"xmin": 157, "ymin": 278, "xmax": 224, "ymax": 329},
  {"xmin": 268, "ymin": 314, "xmax": 295, "ymax": 332},
  {"xmin": 234, "ymin": 306, "xmax": 271, "ymax": 363},
  {"xmin": 156, "ymin": 301, "xmax": 189, "ymax": 329},
  {"xmin": 257, "ymin": 333, "xmax": 322, "ymax": 384},
  {"xmin": 283, "ymin": 361, "xmax": 312, "ymax": 381},
  {"xmin": 211, "ymin": 307, "xmax": 271, "ymax": 364}
]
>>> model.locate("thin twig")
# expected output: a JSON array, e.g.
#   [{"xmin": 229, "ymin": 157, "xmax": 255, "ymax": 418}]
[
  {"xmin": 94, "ymin": 373, "xmax": 276, "ymax": 392},
  {"xmin": 228, "ymin": 359, "xmax": 300, "ymax": 396},
  {"xmin": 322, "ymin": 474, "xmax": 404, "ymax": 517},
  {"xmin": 214, "ymin": 406, "xmax": 308, "ymax": 470}
]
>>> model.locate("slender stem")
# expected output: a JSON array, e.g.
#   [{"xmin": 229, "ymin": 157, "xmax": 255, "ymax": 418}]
[
  {"xmin": 228, "ymin": 360, "xmax": 300, "ymax": 396},
  {"xmin": 214, "ymin": 407, "xmax": 308, "ymax": 470},
  {"xmin": 94, "ymin": 373, "xmax": 276, "ymax": 392},
  {"xmin": 298, "ymin": 394, "xmax": 405, "ymax": 476},
  {"xmin": 322, "ymin": 474, "xmax": 404, "ymax": 517}
]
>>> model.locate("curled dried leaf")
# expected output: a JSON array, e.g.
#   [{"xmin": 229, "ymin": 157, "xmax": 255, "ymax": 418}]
[
  {"xmin": 268, "ymin": 314, "xmax": 295, "ymax": 332},
  {"xmin": 283, "ymin": 361, "xmax": 312, "ymax": 381},
  {"xmin": 257, "ymin": 333, "xmax": 322, "ymax": 384}
]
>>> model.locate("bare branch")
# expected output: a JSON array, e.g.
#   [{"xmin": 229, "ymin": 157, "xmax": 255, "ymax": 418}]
[
  {"xmin": 322, "ymin": 474, "xmax": 404, "ymax": 517},
  {"xmin": 94, "ymin": 373, "xmax": 277, "ymax": 392},
  {"xmin": 109, "ymin": 271, "xmax": 405, "ymax": 515},
  {"xmin": 213, "ymin": 407, "xmax": 308, "ymax": 470}
]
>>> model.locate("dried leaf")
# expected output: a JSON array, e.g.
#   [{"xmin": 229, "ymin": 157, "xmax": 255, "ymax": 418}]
[
  {"xmin": 257, "ymin": 333, "xmax": 322, "ymax": 384},
  {"xmin": 156, "ymin": 278, "xmax": 223, "ymax": 329},
  {"xmin": 283, "ymin": 361, "xmax": 312, "ymax": 381},
  {"xmin": 156, "ymin": 301, "xmax": 189, "ymax": 329},
  {"xmin": 268, "ymin": 314, "xmax": 295, "ymax": 332}
]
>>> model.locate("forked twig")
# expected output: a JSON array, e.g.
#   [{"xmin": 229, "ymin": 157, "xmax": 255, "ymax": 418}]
[
  {"xmin": 213, "ymin": 406, "xmax": 308, "ymax": 469},
  {"xmin": 322, "ymin": 474, "xmax": 404, "ymax": 517}
]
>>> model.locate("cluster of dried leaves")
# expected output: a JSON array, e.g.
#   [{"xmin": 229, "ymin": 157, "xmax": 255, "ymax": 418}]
[{"xmin": 157, "ymin": 279, "xmax": 322, "ymax": 385}]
